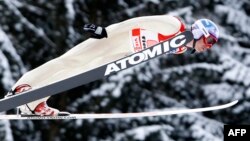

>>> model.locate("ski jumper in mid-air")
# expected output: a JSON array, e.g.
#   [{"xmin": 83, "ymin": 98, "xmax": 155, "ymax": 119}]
[{"xmin": 6, "ymin": 15, "xmax": 219, "ymax": 116}]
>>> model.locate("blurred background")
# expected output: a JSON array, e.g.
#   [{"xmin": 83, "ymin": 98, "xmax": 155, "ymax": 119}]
[{"xmin": 0, "ymin": 0, "xmax": 250, "ymax": 141}]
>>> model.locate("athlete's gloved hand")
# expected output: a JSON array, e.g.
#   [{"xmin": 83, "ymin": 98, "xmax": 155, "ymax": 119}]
[{"xmin": 83, "ymin": 24, "xmax": 108, "ymax": 39}]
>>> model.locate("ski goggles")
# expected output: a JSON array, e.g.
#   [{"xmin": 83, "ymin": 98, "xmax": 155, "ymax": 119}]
[{"xmin": 202, "ymin": 35, "xmax": 217, "ymax": 49}]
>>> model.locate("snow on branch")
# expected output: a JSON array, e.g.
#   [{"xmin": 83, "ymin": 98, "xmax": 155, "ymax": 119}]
[
  {"xmin": 0, "ymin": 117, "xmax": 14, "ymax": 141},
  {"xmin": 4, "ymin": 0, "xmax": 56, "ymax": 48},
  {"xmin": 9, "ymin": 0, "xmax": 44, "ymax": 15},
  {"xmin": 0, "ymin": 27, "xmax": 26, "ymax": 89},
  {"xmin": 215, "ymin": 5, "xmax": 250, "ymax": 36},
  {"xmin": 220, "ymin": 54, "xmax": 250, "ymax": 86}
]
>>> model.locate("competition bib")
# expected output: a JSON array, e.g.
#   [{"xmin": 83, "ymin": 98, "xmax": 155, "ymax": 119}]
[{"xmin": 129, "ymin": 28, "xmax": 187, "ymax": 54}]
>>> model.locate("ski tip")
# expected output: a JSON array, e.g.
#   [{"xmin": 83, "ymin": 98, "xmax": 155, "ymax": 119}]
[{"xmin": 231, "ymin": 100, "xmax": 239, "ymax": 106}]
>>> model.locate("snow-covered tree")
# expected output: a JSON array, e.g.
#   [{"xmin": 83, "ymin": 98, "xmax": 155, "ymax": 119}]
[{"xmin": 0, "ymin": 0, "xmax": 249, "ymax": 141}]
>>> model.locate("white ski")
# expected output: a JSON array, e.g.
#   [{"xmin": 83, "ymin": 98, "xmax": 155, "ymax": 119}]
[{"xmin": 0, "ymin": 100, "xmax": 238, "ymax": 120}]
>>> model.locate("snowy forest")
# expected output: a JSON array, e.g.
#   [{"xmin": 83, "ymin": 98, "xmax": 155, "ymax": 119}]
[{"xmin": 0, "ymin": 0, "xmax": 250, "ymax": 141}]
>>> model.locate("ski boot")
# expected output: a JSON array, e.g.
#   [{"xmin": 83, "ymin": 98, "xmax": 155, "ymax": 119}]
[{"xmin": 6, "ymin": 84, "xmax": 70, "ymax": 117}]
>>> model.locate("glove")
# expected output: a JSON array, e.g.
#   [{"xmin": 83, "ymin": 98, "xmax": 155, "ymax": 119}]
[{"xmin": 83, "ymin": 24, "xmax": 108, "ymax": 39}]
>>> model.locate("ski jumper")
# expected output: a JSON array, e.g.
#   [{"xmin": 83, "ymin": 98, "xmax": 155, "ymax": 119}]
[{"xmin": 12, "ymin": 15, "xmax": 186, "ymax": 112}]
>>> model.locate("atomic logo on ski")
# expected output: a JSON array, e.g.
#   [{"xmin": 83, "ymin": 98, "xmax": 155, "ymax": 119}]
[{"xmin": 105, "ymin": 32, "xmax": 188, "ymax": 76}]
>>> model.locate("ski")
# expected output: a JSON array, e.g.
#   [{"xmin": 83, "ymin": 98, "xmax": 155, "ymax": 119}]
[
  {"xmin": 0, "ymin": 100, "xmax": 238, "ymax": 120},
  {"xmin": 0, "ymin": 31, "xmax": 193, "ymax": 113}
]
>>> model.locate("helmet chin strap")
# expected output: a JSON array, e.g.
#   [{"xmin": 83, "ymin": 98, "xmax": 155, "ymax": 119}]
[{"xmin": 185, "ymin": 39, "xmax": 197, "ymax": 54}]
